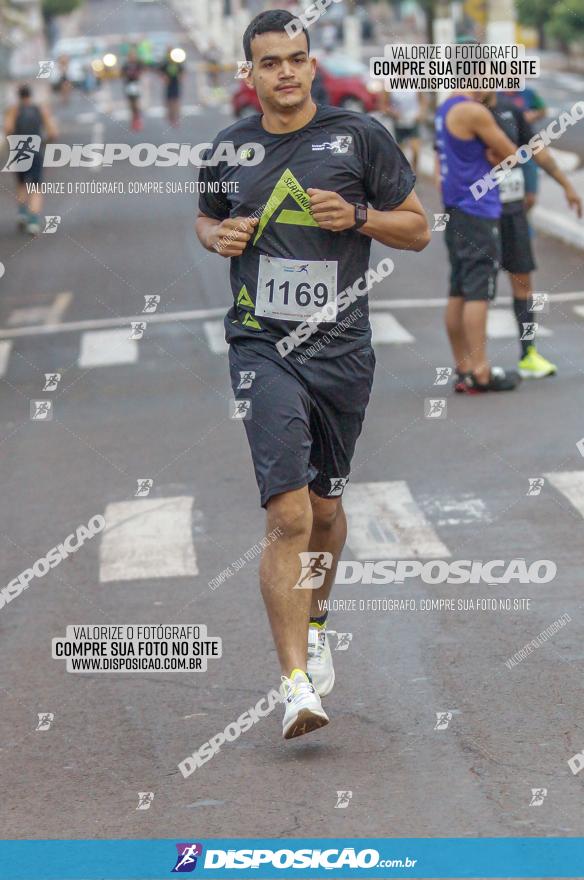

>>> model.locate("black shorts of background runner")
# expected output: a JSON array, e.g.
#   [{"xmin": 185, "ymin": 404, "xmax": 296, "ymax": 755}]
[
  {"xmin": 166, "ymin": 80, "xmax": 181, "ymax": 101},
  {"xmin": 445, "ymin": 206, "xmax": 501, "ymax": 301},
  {"xmin": 229, "ymin": 338, "xmax": 375, "ymax": 508},
  {"xmin": 16, "ymin": 149, "xmax": 43, "ymax": 185},
  {"xmin": 500, "ymin": 210, "xmax": 536, "ymax": 274},
  {"xmin": 395, "ymin": 124, "xmax": 419, "ymax": 144}
]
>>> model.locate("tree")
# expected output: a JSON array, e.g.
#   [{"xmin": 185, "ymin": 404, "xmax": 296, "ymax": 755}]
[
  {"xmin": 549, "ymin": 0, "xmax": 584, "ymax": 47},
  {"xmin": 41, "ymin": 0, "xmax": 82, "ymax": 48},
  {"xmin": 42, "ymin": 0, "xmax": 81, "ymax": 15},
  {"xmin": 515, "ymin": 0, "xmax": 557, "ymax": 49}
]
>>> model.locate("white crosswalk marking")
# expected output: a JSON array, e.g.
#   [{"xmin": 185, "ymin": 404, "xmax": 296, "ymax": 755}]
[
  {"xmin": 487, "ymin": 310, "xmax": 552, "ymax": 339},
  {"xmin": 545, "ymin": 471, "xmax": 584, "ymax": 518},
  {"xmin": 203, "ymin": 320, "xmax": 228, "ymax": 354},
  {"xmin": 78, "ymin": 329, "xmax": 139, "ymax": 368},
  {"xmin": 0, "ymin": 340, "xmax": 12, "ymax": 377},
  {"xmin": 343, "ymin": 481, "xmax": 451, "ymax": 559},
  {"xmin": 573, "ymin": 305, "xmax": 584, "ymax": 320},
  {"xmin": 370, "ymin": 313, "xmax": 415, "ymax": 344},
  {"xmin": 7, "ymin": 292, "xmax": 72, "ymax": 327},
  {"xmin": 99, "ymin": 496, "xmax": 198, "ymax": 582},
  {"xmin": 8, "ymin": 307, "xmax": 52, "ymax": 326}
]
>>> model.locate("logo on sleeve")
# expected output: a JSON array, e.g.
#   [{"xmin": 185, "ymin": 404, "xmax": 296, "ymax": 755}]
[{"xmin": 312, "ymin": 134, "xmax": 353, "ymax": 155}]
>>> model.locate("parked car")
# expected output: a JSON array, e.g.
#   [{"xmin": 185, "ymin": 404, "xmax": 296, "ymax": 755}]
[{"xmin": 232, "ymin": 54, "xmax": 383, "ymax": 117}]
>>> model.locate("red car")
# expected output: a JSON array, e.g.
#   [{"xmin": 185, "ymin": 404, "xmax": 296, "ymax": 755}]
[{"xmin": 232, "ymin": 54, "xmax": 383, "ymax": 117}]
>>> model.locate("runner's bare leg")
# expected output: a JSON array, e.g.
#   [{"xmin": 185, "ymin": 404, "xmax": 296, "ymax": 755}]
[
  {"xmin": 260, "ymin": 486, "xmax": 313, "ymax": 674},
  {"xmin": 308, "ymin": 492, "xmax": 346, "ymax": 617},
  {"xmin": 445, "ymin": 297, "xmax": 471, "ymax": 374}
]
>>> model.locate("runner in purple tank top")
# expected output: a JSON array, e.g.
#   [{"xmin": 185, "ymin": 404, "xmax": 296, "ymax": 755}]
[{"xmin": 435, "ymin": 91, "xmax": 522, "ymax": 393}]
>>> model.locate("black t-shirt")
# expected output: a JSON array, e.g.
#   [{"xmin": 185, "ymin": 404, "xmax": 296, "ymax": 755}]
[
  {"xmin": 160, "ymin": 60, "xmax": 184, "ymax": 82},
  {"xmin": 198, "ymin": 105, "xmax": 415, "ymax": 357},
  {"xmin": 490, "ymin": 96, "xmax": 534, "ymax": 215},
  {"xmin": 122, "ymin": 60, "xmax": 142, "ymax": 82}
]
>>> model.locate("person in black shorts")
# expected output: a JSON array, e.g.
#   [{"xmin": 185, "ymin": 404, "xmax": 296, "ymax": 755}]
[
  {"xmin": 435, "ymin": 90, "xmax": 523, "ymax": 392},
  {"xmin": 159, "ymin": 47, "xmax": 185, "ymax": 127},
  {"xmin": 3, "ymin": 84, "xmax": 58, "ymax": 234},
  {"xmin": 482, "ymin": 92, "xmax": 582, "ymax": 378},
  {"xmin": 121, "ymin": 48, "xmax": 144, "ymax": 131},
  {"xmin": 195, "ymin": 9, "xmax": 430, "ymax": 739}
]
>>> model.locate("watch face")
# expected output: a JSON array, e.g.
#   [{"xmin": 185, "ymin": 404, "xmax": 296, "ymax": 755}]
[{"xmin": 355, "ymin": 204, "xmax": 367, "ymax": 225}]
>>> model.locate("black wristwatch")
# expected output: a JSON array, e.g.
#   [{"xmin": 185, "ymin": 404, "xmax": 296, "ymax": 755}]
[{"xmin": 351, "ymin": 203, "xmax": 368, "ymax": 230}]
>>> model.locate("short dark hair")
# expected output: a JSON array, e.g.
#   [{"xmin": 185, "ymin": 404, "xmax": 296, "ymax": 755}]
[
  {"xmin": 18, "ymin": 83, "xmax": 31, "ymax": 100},
  {"xmin": 242, "ymin": 9, "xmax": 310, "ymax": 63}
]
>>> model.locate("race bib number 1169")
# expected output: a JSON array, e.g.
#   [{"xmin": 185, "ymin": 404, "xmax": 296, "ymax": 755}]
[{"xmin": 255, "ymin": 255, "xmax": 338, "ymax": 322}]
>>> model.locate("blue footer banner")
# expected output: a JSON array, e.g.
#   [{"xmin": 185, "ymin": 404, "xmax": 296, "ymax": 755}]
[{"xmin": 1, "ymin": 838, "xmax": 583, "ymax": 878}]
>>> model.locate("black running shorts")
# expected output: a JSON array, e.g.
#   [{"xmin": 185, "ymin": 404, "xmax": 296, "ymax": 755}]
[
  {"xmin": 16, "ymin": 150, "xmax": 43, "ymax": 185},
  {"xmin": 228, "ymin": 339, "xmax": 375, "ymax": 508},
  {"xmin": 500, "ymin": 209, "xmax": 536, "ymax": 275},
  {"xmin": 445, "ymin": 207, "xmax": 501, "ymax": 301}
]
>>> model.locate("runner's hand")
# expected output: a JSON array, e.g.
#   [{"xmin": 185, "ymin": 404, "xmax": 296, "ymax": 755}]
[
  {"xmin": 307, "ymin": 188, "xmax": 355, "ymax": 232},
  {"xmin": 485, "ymin": 148, "xmax": 499, "ymax": 166},
  {"xmin": 564, "ymin": 183, "xmax": 582, "ymax": 219},
  {"xmin": 211, "ymin": 217, "xmax": 259, "ymax": 257}
]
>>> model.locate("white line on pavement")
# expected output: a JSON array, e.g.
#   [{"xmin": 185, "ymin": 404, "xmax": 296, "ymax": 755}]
[
  {"xmin": 545, "ymin": 471, "xmax": 584, "ymax": 518},
  {"xmin": 0, "ymin": 308, "xmax": 226, "ymax": 339},
  {"xmin": 45, "ymin": 291, "xmax": 73, "ymax": 324},
  {"xmin": 7, "ymin": 306, "xmax": 53, "ymax": 326},
  {"xmin": 371, "ymin": 291, "xmax": 584, "ymax": 309},
  {"xmin": 203, "ymin": 320, "xmax": 228, "ymax": 354},
  {"xmin": 0, "ymin": 341, "xmax": 12, "ymax": 377},
  {"xmin": 418, "ymin": 494, "xmax": 492, "ymax": 527},
  {"xmin": 487, "ymin": 310, "xmax": 552, "ymax": 339},
  {"xmin": 99, "ymin": 496, "xmax": 198, "ymax": 582},
  {"xmin": 370, "ymin": 313, "xmax": 415, "ymax": 344},
  {"xmin": 2, "ymin": 292, "xmax": 584, "ymax": 340},
  {"xmin": 78, "ymin": 328, "xmax": 138, "ymax": 367},
  {"xmin": 344, "ymin": 481, "xmax": 451, "ymax": 560}
]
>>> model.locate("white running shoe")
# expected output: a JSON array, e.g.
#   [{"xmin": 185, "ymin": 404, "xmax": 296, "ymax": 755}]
[
  {"xmin": 280, "ymin": 669, "xmax": 329, "ymax": 739},
  {"xmin": 307, "ymin": 623, "xmax": 335, "ymax": 697}
]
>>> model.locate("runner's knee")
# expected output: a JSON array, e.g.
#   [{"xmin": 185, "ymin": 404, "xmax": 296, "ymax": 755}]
[
  {"xmin": 266, "ymin": 490, "xmax": 312, "ymax": 540},
  {"xmin": 310, "ymin": 494, "xmax": 342, "ymax": 530}
]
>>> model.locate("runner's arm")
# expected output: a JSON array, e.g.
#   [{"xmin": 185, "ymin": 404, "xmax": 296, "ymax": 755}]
[
  {"xmin": 4, "ymin": 106, "xmax": 16, "ymax": 136},
  {"xmin": 533, "ymin": 149, "xmax": 582, "ymax": 217},
  {"xmin": 41, "ymin": 105, "xmax": 58, "ymax": 140},
  {"xmin": 358, "ymin": 190, "xmax": 430, "ymax": 251},
  {"xmin": 434, "ymin": 153, "xmax": 441, "ymax": 191},
  {"xmin": 468, "ymin": 103, "xmax": 519, "ymax": 164}
]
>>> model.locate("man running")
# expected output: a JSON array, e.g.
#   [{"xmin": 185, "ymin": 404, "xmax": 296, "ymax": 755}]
[
  {"xmin": 435, "ymin": 90, "xmax": 523, "ymax": 392},
  {"xmin": 195, "ymin": 9, "xmax": 429, "ymax": 739},
  {"xmin": 121, "ymin": 47, "xmax": 144, "ymax": 131},
  {"xmin": 4, "ymin": 84, "xmax": 58, "ymax": 234},
  {"xmin": 500, "ymin": 86, "xmax": 547, "ymax": 211},
  {"xmin": 483, "ymin": 91, "xmax": 582, "ymax": 378},
  {"xmin": 160, "ymin": 47, "xmax": 185, "ymax": 127}
]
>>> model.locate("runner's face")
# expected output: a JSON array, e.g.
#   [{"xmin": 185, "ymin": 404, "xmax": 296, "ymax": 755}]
[{"xmin": 248, "ymin": 31, "xmax": 315, "ymax": 112}]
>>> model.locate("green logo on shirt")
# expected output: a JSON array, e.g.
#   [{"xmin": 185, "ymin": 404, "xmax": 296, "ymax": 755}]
[{"xmin": 254, "ymin": 169, "xmax": 318, "ymax": 245}]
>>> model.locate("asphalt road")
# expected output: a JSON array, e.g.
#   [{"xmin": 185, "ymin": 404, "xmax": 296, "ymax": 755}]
[{"xmin": 1, "ymin": 0, "xmax": 584, "ymax": 858}]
